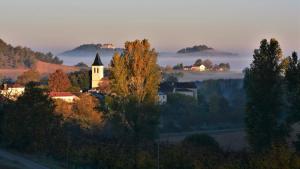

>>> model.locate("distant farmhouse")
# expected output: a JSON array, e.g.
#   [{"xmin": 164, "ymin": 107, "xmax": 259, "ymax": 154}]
[
  {"xmin": 191, "ymin": 65, "xmax": 206, "ymax": 71},
  {"xmin": 184, "ymin": 65, "xmax": 206, "ymax": 72},
  {"xmin": 159, "ymin": 81, "xmax": 198, "ymax": 103}
]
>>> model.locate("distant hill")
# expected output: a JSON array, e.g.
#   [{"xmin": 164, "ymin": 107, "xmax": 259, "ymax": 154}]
[
  {"xmin": 177, "ymin": 45, "xmax": 213, "ymax": 53},
  {"xmin": 59, "ymin": 43, "xmax": 123, "ymax": 57},
  {"xmin": 0, "ymin": 38, "xmax": 63, "ymax": 69},
  {"xmin": 177, "ymin": 45, "xmax": 238, "ymax": 56}
]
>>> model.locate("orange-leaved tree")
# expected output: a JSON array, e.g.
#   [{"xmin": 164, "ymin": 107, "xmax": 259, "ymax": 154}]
[{"xmin": 48, "ymin": 69, "xmax": 71, "ymax": 92}]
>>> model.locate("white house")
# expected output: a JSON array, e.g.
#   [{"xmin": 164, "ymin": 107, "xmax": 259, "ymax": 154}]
[
  {"xmin": 49, "ymin": 92, "xmax": 79, "ymax": 103},
  {"xmin": 0, "ymin": 84, "xmax": 25, "ymax": 100},
  {"xmin": 191, "ymin": 65, "xmax": 206, "ymax": 71}
]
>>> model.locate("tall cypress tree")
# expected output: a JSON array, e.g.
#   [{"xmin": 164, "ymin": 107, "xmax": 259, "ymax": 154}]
[
  {"xmin": 244, "ymin": 39, "xmax": 286, "ymax": 152},
  {"xmin": 285, "ymin": 52, "xmax": 300, "ymax": 123}
]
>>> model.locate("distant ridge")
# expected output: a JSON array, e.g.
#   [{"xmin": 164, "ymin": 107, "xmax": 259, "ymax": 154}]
[
  {"xmin": 177, "ymin": 45, "xmax": 238, "ymax": 56},
  {"xmin": 59, "ymin": 43, "xmax": 123, "ymax": 57},
  {"xmin": 0, "ymin": 38, "xmax": 63, "ymax": 69}
]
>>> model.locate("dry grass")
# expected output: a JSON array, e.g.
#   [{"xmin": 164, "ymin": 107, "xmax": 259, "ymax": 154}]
[{"xmin": 0, "ymin": 61, "xmax": 79, "ymax": 79}]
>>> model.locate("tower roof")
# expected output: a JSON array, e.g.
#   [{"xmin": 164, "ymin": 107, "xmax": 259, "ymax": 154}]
[{"xmin": 92, "ymin": 53, "xmax": 103, "ymax": 66}]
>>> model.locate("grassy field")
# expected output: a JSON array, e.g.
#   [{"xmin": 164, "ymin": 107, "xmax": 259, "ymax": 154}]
[{"xmin": 178, "ymin": 71, "xmax": 244, "ymax": 82}]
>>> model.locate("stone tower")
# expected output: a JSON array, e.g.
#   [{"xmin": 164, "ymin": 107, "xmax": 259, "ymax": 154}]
[{"xmin": 91, "ymin": 53, "xmax": 104, "ymax": 88}]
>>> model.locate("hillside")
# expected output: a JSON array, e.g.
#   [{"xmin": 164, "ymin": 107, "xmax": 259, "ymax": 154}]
[
  {"xmin": 0, "ymin": 38, "xmax": 63, "ymax": 69},
  {"xmin": 0, "ymin": 61, "xmax": 79, "ymax": 79},
  {"xmin": 177, "ymin": 45, "xmax": 238, "ymax": 56},
  {"xmin": 59, "ymin": 43, "xmax": 123, "ymax": 57}
]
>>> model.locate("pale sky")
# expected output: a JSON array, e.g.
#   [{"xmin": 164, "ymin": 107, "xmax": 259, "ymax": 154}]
[{"xmin": 0, "ymin": 0, "xmax": 299, "ymax": 55}]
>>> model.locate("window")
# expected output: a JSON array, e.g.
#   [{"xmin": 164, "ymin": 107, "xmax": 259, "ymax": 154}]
[
  {"xmin": 97, "ymin": 68, "xmax": 99, "ymax": 73},
  {"xmin": 94, "ymin": 68, "xmax": 96, "ymax": 73}
]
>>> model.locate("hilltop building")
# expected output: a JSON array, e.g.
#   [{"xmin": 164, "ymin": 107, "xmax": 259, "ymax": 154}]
[
  {"xmin": 91, "ymin": 53, "xmax": 104, "ymax": 89},
  {"xmin": 101, "ymin": 44, "xmax": 115, "ymax": 49}
]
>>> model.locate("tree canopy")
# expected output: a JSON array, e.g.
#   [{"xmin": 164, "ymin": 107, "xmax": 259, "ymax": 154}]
[
  {"xmin": 48, "ymin": 69, "xmax": 71, "ymax": 92},
  {"xmin": 244, "ymin": 39, "xmax": 286, "ymax": 152},
  {"xmin": 16, "ymin": 69, "xmax": 41, "ymax": 85}
]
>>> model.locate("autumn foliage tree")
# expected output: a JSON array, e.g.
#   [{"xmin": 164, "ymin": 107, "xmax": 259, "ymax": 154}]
[
  {"xmin": 16, "ymin": 69, "xmax": 40, "ymax": 85},
  {"xmin": 108, "ymin": 39, "xmax": 161, "ymax": 169},
  {"xmin": 110, "ymin": 39, "xmax": 161, "ymax": 103},
  {"xmin": 54, "ymin": 94, "xmax": 102, "ymax": 128},
  {"xmin": 48, "ymin": 69, "xmax": 71, "ymax": 92}
]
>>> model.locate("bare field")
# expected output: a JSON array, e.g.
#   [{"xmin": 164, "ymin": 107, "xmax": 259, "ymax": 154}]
[{"xmin": 0, "ymin": 61, "xmax": 79, "ymax": 79}]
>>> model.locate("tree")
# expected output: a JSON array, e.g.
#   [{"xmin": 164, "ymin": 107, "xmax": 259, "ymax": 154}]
[
  {"xmin": 285, "ymin": 52, "xmax": 300, "ymax": 123},
  {"xmin": 244, "ymin": 39, "xmax": 286, "ymax": 152},
  {"xmin": 48, "ymin": 69, "xmax": 71, "ymax": 92},
  {"xmin": 202, "ymin": 59, "xmax": 213, "ymax": 69},
  {"xmin": 16, "ymin": 69, "xmax": 40, "ymax": 85},
  {"xmin": 68, "ymin": 70, "xmax": 91, "ymax": 91},
  {"xmin": 109, "ymin": 39, "xmax": 161, "ymax": 169},
  {"xmin": 110, "ymin": 39, "xmax": 161, "ymax": 104},
  {"xmin": 54, "ymin": 94, "xmax": 102, "ymax": 128},
  {"xmin": 73, "ymin": 94, "xmax": 102, "ymax": 128},
  {"xmin": 194, "ymin": 59, "xmax": 202, "ymax": 66},
  {"xmin": 2, "ymin": 82, "xmax": 64, "ymax": 152}
]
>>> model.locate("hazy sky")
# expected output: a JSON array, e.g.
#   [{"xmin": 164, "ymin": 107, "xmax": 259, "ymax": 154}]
[{"xmin": 0, "ymin": 0, "xmax": 299, "ymax": 55}]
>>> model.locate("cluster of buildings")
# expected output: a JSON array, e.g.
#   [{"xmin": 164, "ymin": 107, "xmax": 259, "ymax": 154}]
[
  {"xmin": 183, "ymin": 65, "xmax": 206, "ymax": 72},
  {"xmin": 1, "ymin": 53, "xmax": 199, "ymax": 105}
]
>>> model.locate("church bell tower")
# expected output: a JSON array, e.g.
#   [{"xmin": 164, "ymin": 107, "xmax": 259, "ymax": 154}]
[{"xmin": 91, "ymin": 53, "xmax": 104, "ymax": 88}]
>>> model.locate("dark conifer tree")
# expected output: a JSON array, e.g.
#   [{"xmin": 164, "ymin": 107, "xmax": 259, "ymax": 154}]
[{"xmin": 244, "ymin": 39, "xmax": 286, "ymax": 152}]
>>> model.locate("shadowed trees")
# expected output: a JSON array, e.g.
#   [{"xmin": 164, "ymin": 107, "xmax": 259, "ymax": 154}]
[
  {"xmin": 1, "ymin": 82, "xmax": 64, "ymax": 153},
  {"xmin": 244, "ymin": 39, "xmax": 287, "ymax": 152}
]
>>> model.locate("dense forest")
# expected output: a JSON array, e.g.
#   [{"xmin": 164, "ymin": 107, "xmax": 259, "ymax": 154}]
[{"xmin": 0, "ymin": 38, "xmax": 63, "ymax": 68}]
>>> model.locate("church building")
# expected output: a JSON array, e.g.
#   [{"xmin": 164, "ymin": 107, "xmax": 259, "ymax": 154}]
[{"xmin": 91, "ymin": 53, "xmax": 104, "ymax": 88}]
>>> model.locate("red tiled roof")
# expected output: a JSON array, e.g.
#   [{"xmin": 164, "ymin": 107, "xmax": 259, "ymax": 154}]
[{"xmin": 49, "ymin": 92, "xmax": 75, "ymax": 97}]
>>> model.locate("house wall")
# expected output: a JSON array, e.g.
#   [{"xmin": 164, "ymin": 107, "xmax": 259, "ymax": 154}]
[
  {"xmin": 0, "ymin": 87, "xmax": 25, "ymax": 100},
  {"xmin": 52, "ymin": 96, "xmax": 77, "ymax": 103}
]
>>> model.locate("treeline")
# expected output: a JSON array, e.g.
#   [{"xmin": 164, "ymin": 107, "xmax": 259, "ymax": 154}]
[
  {"xmin": 160, "ymin": 79, "xmax": 245, "ymax": 132},
  {"xmin": 0, "ymin": 38, "xmax": 63, "ymax": 68}
]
